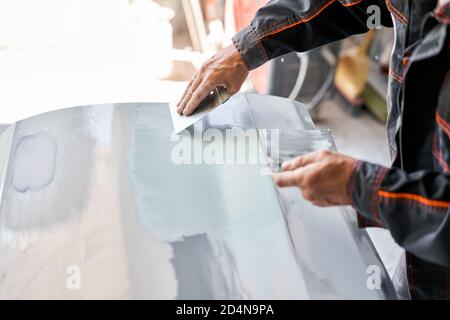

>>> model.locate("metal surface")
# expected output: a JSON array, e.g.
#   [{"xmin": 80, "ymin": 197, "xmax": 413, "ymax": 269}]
[{"xmin": 0, "ymin": 93, "xmax": 396, "ymax": 299}]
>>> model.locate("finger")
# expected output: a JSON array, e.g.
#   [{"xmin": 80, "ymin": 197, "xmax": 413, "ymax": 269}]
[
  {"xmin": 177, "ymin": 76, "xmax": 200, "ymax": 114},
  {"xmin": 322, "ymin": 196, "xmax": 349, "ymax": 206},
  {"xmin": 311, "ymin": 200, "xmax": 330, "ymax": 207},
  {"xmin": 176, "ymin": 77, "xmax": 194, "ymax": 108},
  {"xmin": 177, "ymin": 73, "xmax": 203, "ymax": 114},
  {"xmin": 183, "ymin": 78, "xmax": 217, "ymax": 116},
  {"xmin": 177, "ymin": 75, "xmax": 198, "ymax": 111},
  {"xmin": 282, "ymin": 150, "xmax": 332, "ymax": 171},
  {"xmin": 272, "ymin": 169, "xmax": 304, "ymax": 188},
  {"xmin": 281, "ymin": 156, "xmax": 303, "ymax": 171}
]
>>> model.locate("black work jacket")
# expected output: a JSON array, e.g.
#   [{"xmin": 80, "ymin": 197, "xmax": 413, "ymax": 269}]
[{"xmin": 232, "ymin": 0, "xmax": 450, "ymax": 299}]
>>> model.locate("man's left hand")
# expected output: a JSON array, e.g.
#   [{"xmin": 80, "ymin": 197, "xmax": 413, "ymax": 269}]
[{"xmin": 272, "ymin": 150, "xmax": 357, "ymax": 207}]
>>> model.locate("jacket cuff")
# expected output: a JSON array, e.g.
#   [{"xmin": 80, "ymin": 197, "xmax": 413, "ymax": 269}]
[
  {"xmin": 232, "ymin": 25, "xmax": 269, "ymax": 70},
  {"xmin": 347, "ymin": 160, "xmax": 389, "ymax": 227}
]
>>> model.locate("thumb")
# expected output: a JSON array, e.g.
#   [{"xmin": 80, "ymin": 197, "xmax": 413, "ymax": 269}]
[
  {"xmin": 272, "ymin": 169, "xmax": 304, "ymax": 187},
  {"xmin": 282, "ymin": 150, "xmax": 329, "ymax": 171}
]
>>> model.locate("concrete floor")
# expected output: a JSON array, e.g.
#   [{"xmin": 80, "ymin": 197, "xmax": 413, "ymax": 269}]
[{"xmin": 315, "ymin": 100, "xmax": 390, "ymax": 166}]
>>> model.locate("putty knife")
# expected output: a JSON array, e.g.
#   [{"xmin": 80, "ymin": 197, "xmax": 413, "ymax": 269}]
[{"xmin": 169, "ymin": 86, "xmax": 229, "ymax": 134}]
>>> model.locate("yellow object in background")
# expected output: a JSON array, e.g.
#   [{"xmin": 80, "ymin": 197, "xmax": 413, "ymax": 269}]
[{"xmin": 334, "ymin": 30, "xmax": 375, "ymax": 105}]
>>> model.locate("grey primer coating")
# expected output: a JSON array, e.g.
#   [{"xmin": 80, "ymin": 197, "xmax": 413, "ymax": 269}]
[{"xmin": 0, "ymin": 93, "xmax": 396, "ymax": 299}]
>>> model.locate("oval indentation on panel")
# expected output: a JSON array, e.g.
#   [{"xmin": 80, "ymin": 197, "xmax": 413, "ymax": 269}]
[{"xmin": 11, "ymin": 131, "xmax": 57, "ymax": 192}]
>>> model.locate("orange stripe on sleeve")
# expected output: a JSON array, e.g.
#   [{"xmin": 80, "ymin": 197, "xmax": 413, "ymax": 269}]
[
  {"xmin": 343, "ymin": 0, "xmax": 363, "ymax": 6},
  {"xmin": 262, "ymin": 0, "xmax": 364, "ymax": 39},
  {"xmin": 386, "ymin": 0, "xmax": 408, "ymax": 25},
  {"xmin": 433, "ymin": 148, "xmax": 450, "ymax": 173},
  {"xmin": 378, "ymin": 190, "xmax": 450, "ymax": 209},
  {"xmin": 389, "ymin": 68, "xmax": 404, "ymax": 82},
  {"xmin": 436, "ymin": 112, "xmax": 450, "ymax": 138}
]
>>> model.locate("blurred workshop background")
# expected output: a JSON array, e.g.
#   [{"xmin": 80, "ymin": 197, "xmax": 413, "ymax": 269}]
[{"xmin": 0, "ymin": 0, "xmax": 403, "ymax": 281}]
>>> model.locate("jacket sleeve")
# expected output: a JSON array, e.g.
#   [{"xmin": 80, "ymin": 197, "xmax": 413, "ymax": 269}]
[
  {"xmin": 349, "ymin": 70, "xmax": 450, "ymax": 268},
  {"xmin": 348, "ymin": 160, "xmax": 450, "ymax": 268},
  {"xmin": 232, "ymin": 0, "xmax": 393, "ymax": 70}
]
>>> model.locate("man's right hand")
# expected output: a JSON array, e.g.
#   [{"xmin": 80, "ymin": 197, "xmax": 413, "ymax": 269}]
[{"xmin": 176, "ymin": 44, "xmax": 249, "ymax": 116}]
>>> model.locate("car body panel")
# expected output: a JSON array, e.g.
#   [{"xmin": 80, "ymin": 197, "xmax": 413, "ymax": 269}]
[{"xmin": 0, "ymin": 94, "xmax": 396, "ymax": 299}]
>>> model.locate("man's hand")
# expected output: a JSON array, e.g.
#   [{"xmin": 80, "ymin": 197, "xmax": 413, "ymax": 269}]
[
  {"xmin": 272, "ymin": 150, "xmax": 358, "ymax": 207},
  {"xmin": 176, "ymin": 45, "xmax": 249, "ymax": 116}
]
